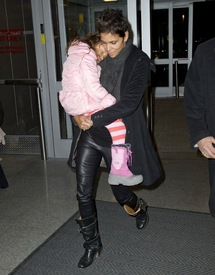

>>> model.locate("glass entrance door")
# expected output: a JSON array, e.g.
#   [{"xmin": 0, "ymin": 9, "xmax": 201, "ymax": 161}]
[
  {"xmin": 0, "ymin": 0, "xmax": 42, "ymax": 157},
  {"xmin": 151, "ymin": 3, "xmax": 191, "ymax": 97}
]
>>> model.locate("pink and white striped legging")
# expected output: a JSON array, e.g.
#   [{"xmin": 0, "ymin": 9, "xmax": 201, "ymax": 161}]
[{"xmin": 105, "ymin": 119, "xmax": 126, "ymax": 144}]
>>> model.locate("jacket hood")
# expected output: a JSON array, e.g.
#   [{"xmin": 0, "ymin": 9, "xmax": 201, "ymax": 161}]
[{"xmin": 68, "ymin": 42, "xmax": 92, "ymax": 56}]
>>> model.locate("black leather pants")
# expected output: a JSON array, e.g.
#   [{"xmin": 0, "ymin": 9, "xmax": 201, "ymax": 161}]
[{"xmin": 75, "ymin": 131, "xmax": 138, "ymax": 218}]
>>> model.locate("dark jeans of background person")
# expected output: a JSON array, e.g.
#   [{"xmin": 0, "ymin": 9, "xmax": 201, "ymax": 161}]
[
  {"xmin": 0, "ymin": 164, "xmax": 9, "ymax": 188},
  {"xmin": 208, "ymin": 159, "xmax": 215, "ymax": 218}
]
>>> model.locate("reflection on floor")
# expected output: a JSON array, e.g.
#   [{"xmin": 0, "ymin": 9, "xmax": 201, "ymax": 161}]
[{"xmin": 0, "ymin": 98, "xmax": 212, "ymax": 275}]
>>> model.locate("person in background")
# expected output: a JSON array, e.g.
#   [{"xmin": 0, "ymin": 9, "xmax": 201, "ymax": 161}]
[
  {"xmin": 59, "ymin": 32, "xmax": 143, "ymax": 186},
  {"xmin": 184, "ymin": 37, "xmax": 215, "ymax": 219},
  {"xmin": 0, "ymin": 100, "xmax": 6, "ymax": 155},
  {"xmin": 69, "ymin": 8, "xmax": 162, "ymax": 268},
  {"xmin": 0, "ymin": 100, "xmax": 8, "ymax": 189}
]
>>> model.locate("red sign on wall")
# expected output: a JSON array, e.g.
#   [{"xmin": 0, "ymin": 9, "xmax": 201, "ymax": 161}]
[{"xmin": 0, "ymin": 29, "xmax": 24, "ymax": 54}]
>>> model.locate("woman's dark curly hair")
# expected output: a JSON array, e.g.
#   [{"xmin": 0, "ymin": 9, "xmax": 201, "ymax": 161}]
[
  {"xmin": 67, "ymin": 32, "xmax": 101, "ymax": 53},
  {"xmin": 96, "ymin": 8, "xmax": 129, "ymax": 38}
]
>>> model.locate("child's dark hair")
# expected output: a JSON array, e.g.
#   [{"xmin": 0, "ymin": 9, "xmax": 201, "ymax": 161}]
[
  {"xmin": 67, "ymin": 32, "xmax": 101, "ymax": 53},
  {"xmin": 96, "ymin": 8, "xmax": 129, "ymax": 38}
]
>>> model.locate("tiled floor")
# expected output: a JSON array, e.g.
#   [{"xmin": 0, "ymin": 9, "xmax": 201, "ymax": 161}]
[{"xmin": 0, "ymin": 98, "xmax": 212, "ymax": 275}]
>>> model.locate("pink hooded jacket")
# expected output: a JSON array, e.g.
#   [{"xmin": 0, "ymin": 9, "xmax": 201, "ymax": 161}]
[{"xmin": 59, "ymin": 42, "xmax": 116, "ymax": 116}]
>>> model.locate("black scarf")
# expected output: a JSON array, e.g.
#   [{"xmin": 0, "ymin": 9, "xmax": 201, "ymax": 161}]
[
  {"xmin": 89, "ymin": 40, "xmax": 132, "ymax": 147},
  {"xmin": 99, "ymin": 39, "xmax": 132, "ymax": 101}
]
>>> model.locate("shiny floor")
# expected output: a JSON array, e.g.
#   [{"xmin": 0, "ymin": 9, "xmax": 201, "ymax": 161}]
[{"xmin": 0, "ymin": 98, "xmax": 211, "ymax": 275}]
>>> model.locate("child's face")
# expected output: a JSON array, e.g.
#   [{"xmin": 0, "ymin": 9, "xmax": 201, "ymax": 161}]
[{"xmin": 94, "ymin": 43, "xmax": 107, "ymax": 63}]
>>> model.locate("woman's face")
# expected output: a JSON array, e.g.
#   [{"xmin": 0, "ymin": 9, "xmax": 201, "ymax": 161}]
[
  {"xmin": 94, "ymin": 43, "xmax": 107, "ymax": 63},
  {"xmin": 100, "ymin": 31, "xmax": 129, "ymax": 58}
]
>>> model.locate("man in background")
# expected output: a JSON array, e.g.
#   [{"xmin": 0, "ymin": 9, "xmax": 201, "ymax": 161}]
[{"xmin": 184, "ymin": 37, "xmax": 215, "ymax": 218}]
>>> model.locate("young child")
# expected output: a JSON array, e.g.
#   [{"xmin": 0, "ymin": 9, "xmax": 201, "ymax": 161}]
[{"xmin": 59, "ymin": 33, "xmax": 143, "ymax": 186}]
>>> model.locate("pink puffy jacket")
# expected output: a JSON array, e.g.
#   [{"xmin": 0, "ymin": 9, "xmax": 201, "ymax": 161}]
[{"xmin": 59, "ymin": 42, "xmax": 116, "ymax": 116}]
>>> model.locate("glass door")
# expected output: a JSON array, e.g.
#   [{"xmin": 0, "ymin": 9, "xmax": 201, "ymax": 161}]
[
  {"xmin": 0, "ymin": 0, "xmax": 43, "ymax": 157},
  {"xmin": 151, "ymin": 3, "xmax": 191, "ymax": 97},
  {"xmin": 172, "ymin": 7, "xmax": 189, "ymax": 97}
]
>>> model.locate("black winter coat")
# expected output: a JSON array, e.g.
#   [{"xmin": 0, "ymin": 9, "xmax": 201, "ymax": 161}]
[
  {"xmin": 184, "ymin": 38, "xmax": 215, "ymax": 146},
  {"xmin": 70, "ymin": 45, "xmax": 162, "ymax": 186}
]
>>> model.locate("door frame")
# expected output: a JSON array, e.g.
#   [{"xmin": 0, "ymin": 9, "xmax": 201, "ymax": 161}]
[{"xmin": 31, "ymin": 0, "xmax": 56, "ymax": 158}]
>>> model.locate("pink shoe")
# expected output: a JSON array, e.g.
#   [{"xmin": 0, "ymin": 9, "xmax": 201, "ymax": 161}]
[{"xmin": 108, "ymin": 144, "xmax": 143, "ymax": 186}]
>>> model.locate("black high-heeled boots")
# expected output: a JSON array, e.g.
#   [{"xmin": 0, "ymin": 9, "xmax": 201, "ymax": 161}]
[
  {"xmin": 76, "ymin": 213, "xmax": 103, "ymax": 268},
  {"xmin": 123, "ymin": 198, "xmax": 149, "ymax": 229}
]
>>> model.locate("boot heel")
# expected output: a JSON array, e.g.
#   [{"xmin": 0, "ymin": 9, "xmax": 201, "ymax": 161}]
[{"xmin": 96, "ymin": 246, "xmax": 103, "ymax": 258}]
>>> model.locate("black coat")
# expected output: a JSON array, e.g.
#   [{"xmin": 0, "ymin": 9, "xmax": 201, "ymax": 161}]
[
  {"xmin": 90, "ymin": 45, "xmax": 162, "ymax": 186},
  {"xmin": 184, "ymin": 37, "xmax": 215, "ymax": 147}
]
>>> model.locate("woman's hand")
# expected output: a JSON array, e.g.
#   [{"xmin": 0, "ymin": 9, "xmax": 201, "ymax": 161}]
[
  {"xmin": 197, "ymin": 136, "xmax": 215, "ymax": 159},
  {"xmin": 73, "ymin": 115, "xmax": 93, "ymax": 131}
]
